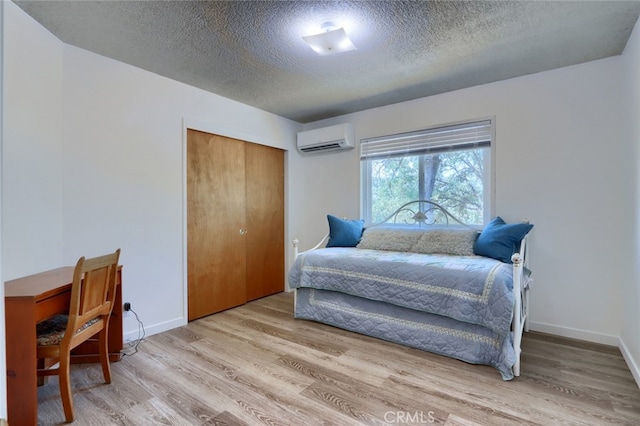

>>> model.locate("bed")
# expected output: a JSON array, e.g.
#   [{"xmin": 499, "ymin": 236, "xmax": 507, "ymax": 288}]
[{"xmin": 288, "ymin": 200, "xmax": 533, "ymax": 380}]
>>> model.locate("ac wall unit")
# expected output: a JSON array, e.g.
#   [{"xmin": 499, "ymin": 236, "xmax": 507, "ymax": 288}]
[{"xmin": 297, "ymin": 123, "xmax": 355, "ymax": 154}]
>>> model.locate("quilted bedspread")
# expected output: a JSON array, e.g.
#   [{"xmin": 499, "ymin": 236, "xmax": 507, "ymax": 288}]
[{"xmin": 288, "ymin": 247, "xmax": 515, "ymax": 335}]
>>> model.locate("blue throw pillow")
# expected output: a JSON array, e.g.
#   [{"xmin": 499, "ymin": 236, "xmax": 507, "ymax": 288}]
[
  {"xmin": 326, "ymin": 215, "xmax": 365, "ymax": 247},
  {"xmin": 473, "ymin": 216, "xmax": 533, "ymax": 263}
]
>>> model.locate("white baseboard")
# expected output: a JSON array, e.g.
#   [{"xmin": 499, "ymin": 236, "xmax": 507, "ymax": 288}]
[
  {"xmin": 619, "ymin": 338, "xmax": 640, "ymax": 389},
  {"xmin": 527, "ymin": 321, "xmax": 619, "ymax": 346},
  {"xmin": 123, "ymin": 316, "xmax": 186, "ymax": 343}
]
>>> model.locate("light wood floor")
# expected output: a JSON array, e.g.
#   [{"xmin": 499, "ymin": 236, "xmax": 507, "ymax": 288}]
[{"xmin": 37, "ymin": 292, "xmax": 640, "ymax": 425}]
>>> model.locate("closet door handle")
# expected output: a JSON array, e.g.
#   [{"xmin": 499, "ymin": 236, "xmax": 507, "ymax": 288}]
[{"xmin": 239, "ymin": 228, "xmax": 248, "ymax": 235}]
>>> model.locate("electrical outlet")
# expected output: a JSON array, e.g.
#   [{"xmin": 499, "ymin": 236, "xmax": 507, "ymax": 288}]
[{"xmin": 123, "ymin": 302, "xmax": 131, "ymax": 317}]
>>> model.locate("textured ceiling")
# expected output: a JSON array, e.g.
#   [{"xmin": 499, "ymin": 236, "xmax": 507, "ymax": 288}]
[{"xmin": 14, "ymin": 1, "xmax": 640, "ymax": 123}]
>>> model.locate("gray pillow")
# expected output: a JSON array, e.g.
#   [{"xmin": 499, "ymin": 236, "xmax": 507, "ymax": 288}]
[
  {"xmin": 411, "ymin": 228, "xmax": 479, "ymax": 256},
  {"xmin": 356, "ymin": 226, "xmax": 425, "ymax": 252}
]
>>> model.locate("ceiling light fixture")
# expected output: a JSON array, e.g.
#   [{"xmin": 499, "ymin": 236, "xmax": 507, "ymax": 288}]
[{"xmin": 302, "ymin": 22, "xmax": 356, "ymax": 56}]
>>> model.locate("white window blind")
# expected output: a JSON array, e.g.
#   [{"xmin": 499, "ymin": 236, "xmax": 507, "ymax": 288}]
[{"xmin": 360, "ymin": 119, "xmax": 492, "ymax": 160}]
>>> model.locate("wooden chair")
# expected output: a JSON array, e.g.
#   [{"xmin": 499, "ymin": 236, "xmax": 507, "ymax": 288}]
[{"xmin": 36, "ymin": 249, "xmax": 121, "ymax": 423}]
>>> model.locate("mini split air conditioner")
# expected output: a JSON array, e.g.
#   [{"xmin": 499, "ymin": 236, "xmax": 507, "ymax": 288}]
[{"xmin": 297, "ymin": 123, "xmax": 355, "ymax": 154}]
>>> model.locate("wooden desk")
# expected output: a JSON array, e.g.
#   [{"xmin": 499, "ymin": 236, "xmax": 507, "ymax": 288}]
[{"xmin": 5, "ymin": 266, "xmax": 123, "ymax": 425}]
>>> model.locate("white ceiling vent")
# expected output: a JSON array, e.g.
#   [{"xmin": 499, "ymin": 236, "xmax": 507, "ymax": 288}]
[{"xmin": 297, "ymin": 123, "xmax": 354, "ymax": 154}]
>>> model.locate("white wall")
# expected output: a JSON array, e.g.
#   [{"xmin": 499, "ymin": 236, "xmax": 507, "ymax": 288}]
[
  {"xmin": 2, "ymin": 1, "xmax": 64, "ymax": 279},
  {"xmin": 287, "ymin": 146, "xmax": 360, "ymax": 254},
  {"xmin": 621, "ymin": 17, "xmax": 640, "ymax": 384},
  {"xmin": 293, "ymin": 56, "xmax": 630, "ymax": 347}
]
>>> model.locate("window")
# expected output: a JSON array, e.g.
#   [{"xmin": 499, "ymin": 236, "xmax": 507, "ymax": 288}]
[{"xmin": 360, "ymin": 119, "xmax": 493, "ymax": 226}]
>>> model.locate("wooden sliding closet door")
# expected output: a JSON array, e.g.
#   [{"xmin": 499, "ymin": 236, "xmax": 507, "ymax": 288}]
[
  {"xmin": 245, "ymin": 143, "xmax": 285, "ymax": 302},
  {"xmin": 187, "ymin": 130, "xmax": 247, "ymax": 320},
  {"xmin": 187, "ymin": 129, "xmax": 285, "ymax": 321}
]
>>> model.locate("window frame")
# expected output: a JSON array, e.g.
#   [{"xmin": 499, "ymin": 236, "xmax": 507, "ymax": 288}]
[{"xmin": 359, "ymin": 117, "xmax": 496, "ymax": 226}]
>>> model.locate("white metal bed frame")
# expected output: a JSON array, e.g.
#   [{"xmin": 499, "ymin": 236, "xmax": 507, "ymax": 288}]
[{"xmin": 292, "ymin": 200, "xmax": 530, "ymax": 377}]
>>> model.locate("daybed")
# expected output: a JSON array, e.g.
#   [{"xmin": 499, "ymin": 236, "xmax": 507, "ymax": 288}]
[{"xmin": 288, "ymin": 200, "xmax": 533, "ymax": 380}]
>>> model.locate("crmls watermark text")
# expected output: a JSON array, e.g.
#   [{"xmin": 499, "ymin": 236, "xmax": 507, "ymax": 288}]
[{"xmin": 384, "ymin": 411, "xmax": 436, "ymax": 424}]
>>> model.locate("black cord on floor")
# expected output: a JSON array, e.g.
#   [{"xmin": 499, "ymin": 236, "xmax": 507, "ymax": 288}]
[{"xmin": 121, "ymin": 308, "xmax": 145, "ymax": 357}]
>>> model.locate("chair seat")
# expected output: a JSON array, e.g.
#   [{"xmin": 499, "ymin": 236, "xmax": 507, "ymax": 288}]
[{"xmin": 36, "ymin": 314, "xmax": 100, "ymax": 346}]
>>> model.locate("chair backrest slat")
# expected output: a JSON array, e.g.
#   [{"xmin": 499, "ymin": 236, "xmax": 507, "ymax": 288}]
[{"xmin": 67, "ymin": 249, "xmax": 120, "ymax": 340}]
